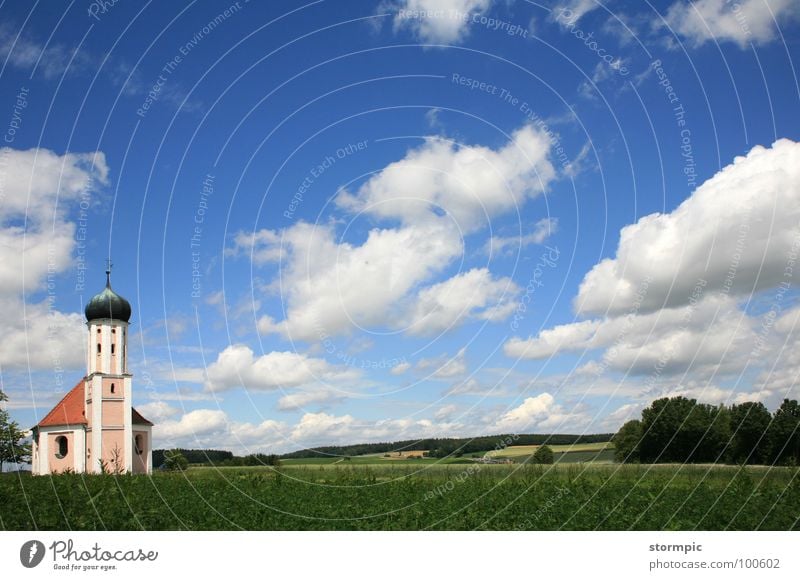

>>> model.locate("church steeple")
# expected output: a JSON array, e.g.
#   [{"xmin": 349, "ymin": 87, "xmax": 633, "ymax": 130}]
[{"xmin": 85, "ymin": 262, "xmax": 132, "ymax": 323}]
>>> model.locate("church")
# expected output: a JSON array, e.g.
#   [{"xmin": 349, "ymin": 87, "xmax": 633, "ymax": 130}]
[{"xmin": 30, "ymin": 269, "xmax": 153, "ymax": 475}]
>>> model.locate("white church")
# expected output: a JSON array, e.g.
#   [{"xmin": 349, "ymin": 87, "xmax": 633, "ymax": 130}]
[{"xmin": 31, "ymin": 269, "xmax": 153, "ymax": 475}]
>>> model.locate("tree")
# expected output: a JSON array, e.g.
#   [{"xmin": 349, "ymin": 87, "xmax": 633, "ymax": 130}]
[
  {"xmin": 0, "ymin": 391, "xmax": 31, "ymax": 472},
  {"xmin": 640, "ymin": 397, "xmax": 701, "ymax": 463},
  {"xmin": 612, "ymin": 420, "xmax": 643, "ymax": 463},
  {"xmin": 729, "ymin": 402, "xmax": 772, "ymax": 464},
  {"xmin": 162, "ymin": 449, "xmax": 189, "ymax": 471},
  {"xmin": 767, "ymin": 399, "xmax": 800, "ymax": 465},
  {"xmin": 532, "ymin": 445, "xmax": 554, "ymax": 464}
]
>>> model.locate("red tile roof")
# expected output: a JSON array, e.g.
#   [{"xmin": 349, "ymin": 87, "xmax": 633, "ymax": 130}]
[
  {"xmin": 35, "ymin": 379, "xmax": 155, "ymax": 428},
  {"xmin": 36, "ymin": 380, "xmax": 87, "ymax": 427},
  {"xmin": 132, "ymin": 407, "xmax": 153, "ymax": 426}
]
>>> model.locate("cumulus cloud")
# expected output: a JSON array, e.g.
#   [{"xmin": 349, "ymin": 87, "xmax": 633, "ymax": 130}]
[
  {"xmin": 417, "ymin": 347, "xmax": 468, "ymax": 379},
  {"xmin": 505, "ymin": 140, "xmax": 800, "ymax": 410},
  {"xmin": 390, "ymin": 361, "xmax": 412, "ymax": 375},
  {"xmin": 245, "ymin": 125, "xmax": 555, "ymax": 341},
  {"xmin": 153, "ymin": 406, "xmax": 285, "ymax": 451},
  {"xmin": 664, "ymin": 0, "xmax": 799, "ymax": 48},
  {"xmin": 152, "ymin": 407, "xmax": 463, "ymax": 452},
  {"xmin": 507, "ymin": 291, "xmax": 758, "ymax": 377},
  {"xmin": 277, "ymin": 388, "xmax": 345, "ymax": 411},
  {"xmin": 483, "ymin": 217, "xmax": 558, "ymax": 256},
  {"xmin": 575, "ymin": 139, "xmax": 800, "ymax": 316},
  {"xmin": 552, "ymin": 0, "xmax": 602, "ymax": 25},
  {"xmin": 135, "ymin": 401, "xmax": 181, "ymax": 423},
  {"xmin": 493, "ymin": 393, "xmax": 589, "ymax": 432},
  {"xmin": 407, "ymin": 268, "xmax": 519, "ymax": 335},
  {"xmin": 390, "ymin": 0, "xmax": 491, "ymax": 43},
  {"xmin": 0, "ymin": 147, "xmax": 108, "ymax": 371},
  {"xmin": 204, "ymin": 344, "xmax": 360, "ymax": 392},
  {"xmin": 337, "ymin": 126, "xmax": 556, "ymax": 233}
]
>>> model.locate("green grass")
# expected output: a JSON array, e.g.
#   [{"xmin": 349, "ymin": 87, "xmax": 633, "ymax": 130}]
[{"xmin": 1, "ymin": 464, "xmax": 798, "ymax": 530}]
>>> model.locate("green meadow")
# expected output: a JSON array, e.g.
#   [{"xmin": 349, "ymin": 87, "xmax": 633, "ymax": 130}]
[{"xmin": 2, "ymin": 463, "xmax": 797, "ymax": 530}]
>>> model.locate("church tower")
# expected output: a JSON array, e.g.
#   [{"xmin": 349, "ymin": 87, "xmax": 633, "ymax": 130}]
[
  {"xmin": 31, "ymin": 266, "xmax": 152, "ymax": 475},
  {"xmin": 84, "ymin": 265, "xmax": 135, "ymax": 473}
]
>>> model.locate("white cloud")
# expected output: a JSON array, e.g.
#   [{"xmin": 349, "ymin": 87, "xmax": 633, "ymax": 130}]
[
  {"xmin": 434, "ymin": 404, "xmax": 459, "ymax": 420},
  {"xmin": 390, "ymin": 361, "xmax": 412, "ymax": 375},
  {"xmin": 255, "ymin": 220, "xmax": 462, "ymax": 341},
  {"xmin": 493, "ymin": 393, "xmax": 589, "ymax": 432},
  {"xmin": 417, "ymin": 347, "xmax": 468, "ymax": 379},
  {"xmin": 664, "ymin": 0, "xmax": 799, "ymax": 48},
  {"xmin": 204, "ymin": 344, "xmax": 360, "ymax": 392},
  {"xmin": 277, "ymin": 388, "xmax": 344, "ymax": 411},
  {"xmin": 505, "ymin": 140, "xmax": 800, "ymax": 411},
  {"xmin": 506, "ymin": 293, "xmax": 758, "ymax": 377},
  {"xmin": 391, "ymin": 0, "xmax": 491, "ymax": 43},
  {"xmin": 483, "ymin": 217, "xmax": 559, "ymax": 256},
  {"xmin": 245, "ymin": 125, "xmax": 555, "ymax": 342},
  {"xmin": 227, "ymin": 229, "xmax": 283, "ymax": 265},
  {"xmin": 155, "ymin": 409, "xmax": 230, "ymax": 440},
  {"xmin": 135, "ymin": 401, "xmax": 180, "ymax": 423},
  {"xmin": 0, "ymin": 23, "xmax": 94, "ymax": 79},
  {"xmin": 407, "ymin": 268, "xmax": 519, "ymax": 334},
  {"xmin": 552, "ymin": 0, "xmax": 602, "ymax": 25},
  {"xmin": 575, "ymin": 139, "xmax": 800, "ymax": 316},
  {"xmin": 337, "ymin": 126, "xmax": 556, "ymax": 233},
  {"xmin": 0, "ymin": 147, "xmax": 108, "ymax": 371}
]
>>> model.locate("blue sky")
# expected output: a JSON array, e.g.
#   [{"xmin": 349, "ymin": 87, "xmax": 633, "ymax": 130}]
[{"xmin": 1, "ymin": 0, "xmax": 799, "ymax": 453}]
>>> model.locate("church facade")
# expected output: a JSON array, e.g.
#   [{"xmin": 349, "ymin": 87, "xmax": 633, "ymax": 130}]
[{"xmin": 31, "ymin": 271, "xmax": 153, "ymax": 475}]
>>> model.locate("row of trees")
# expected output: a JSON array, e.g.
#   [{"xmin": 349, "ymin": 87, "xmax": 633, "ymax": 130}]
[
  {"xmin": 613, "ymin": 397, "xmax": 800, "ymax": 465},
  {"xmin": 280, "ymin": 433, "xmax": 613, "ymax": 459},
  {"xmin": 152, "ymin": 449, "xmax": 282, "ymax": 469}
]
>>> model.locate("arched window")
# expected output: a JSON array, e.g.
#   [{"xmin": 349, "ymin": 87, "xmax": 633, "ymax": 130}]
[
  {"xmin": 135, "ymin": 434, "xmax": 144, "ymax": 455},
  {"xmin": 111, "ymin": 343, "xmax": 115, "ymax": 354},
  {"xmin": 55, "ymin": 436, "xmax": 68, "ymax": 459},
  {"xmin": 110, "ymin": 383, "xmax": 115, "ymax": 394},
  {"xmin": 97, "ymin": 343, "xmax": 101, "ymax": 354}
]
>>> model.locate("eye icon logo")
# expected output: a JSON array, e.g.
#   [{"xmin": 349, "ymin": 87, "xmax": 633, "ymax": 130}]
[{"xmin": 20, "ymin": 540, "xmax": 46, "ymax": 568}]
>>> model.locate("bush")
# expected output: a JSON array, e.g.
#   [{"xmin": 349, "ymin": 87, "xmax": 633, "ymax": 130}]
[
  {"xmin": 532, "ymin": 445, "xmax": 554, "ymax": 464},
  {"xmin": 162, "ymin": 450, "xmax": 189, "ymax": 471}
]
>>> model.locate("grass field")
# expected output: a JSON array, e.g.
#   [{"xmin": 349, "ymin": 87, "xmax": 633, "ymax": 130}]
[
  {"xmin": 486, "ymin": 441, "xmax": 612, "ymax": 458},
  {"xmin": 1, "ymin": 464, "xmax": 798, "ymax": 530}
]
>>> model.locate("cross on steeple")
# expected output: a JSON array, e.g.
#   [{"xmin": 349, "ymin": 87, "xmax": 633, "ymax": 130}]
[{"xmin": 105, "ymin": 259, "xmax": 113, "ymax": 287}]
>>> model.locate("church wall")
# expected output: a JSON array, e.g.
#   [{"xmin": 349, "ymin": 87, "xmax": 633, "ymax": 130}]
[
  {"xmin": 102, "ymin": 377, "xmax": 123, "ymax": 399},
  {"xmin": 101, "ymin": 429, "xmax": 126, "ymax": 473},
  {"xmin": 102, "ymin": 400, "xmax": 125, "ymax": 427},
  {"xmin": 46, "ymin": 430, "xmax": 78, "ymax": 474}
]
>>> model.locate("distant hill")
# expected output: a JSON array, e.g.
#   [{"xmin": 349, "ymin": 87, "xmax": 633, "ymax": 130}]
[
  {"xmin": 279, "ymin": 433, "xmax": 615, "ymax": 459},
  {"xmin": 152, "ymin": 433, "xmax": 615, "ymax": 468}
]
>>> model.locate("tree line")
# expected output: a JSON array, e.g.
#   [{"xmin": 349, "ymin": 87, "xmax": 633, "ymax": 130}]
[
  {"xmin": 613, "ymin": 397, "xmax": 800, "ymax": 465},
  {"xmin": 152, "ymin": 449, "xmax": 282, "ymax": 469},
  {"xmin": 280, "ymin": 433, "xmax": 614, "ymax": 460}
]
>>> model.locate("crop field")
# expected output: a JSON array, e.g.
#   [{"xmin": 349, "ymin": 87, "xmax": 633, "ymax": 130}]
[
  {"xmin": 1, "ymin": 464, "xmax": 798, "ymax": 531},
  {"xmin": 487, "ymin": 441, "xmax": 612, "ymax": 457}
]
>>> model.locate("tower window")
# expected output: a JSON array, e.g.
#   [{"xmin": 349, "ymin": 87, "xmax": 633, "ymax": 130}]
[
  {"xmin": 111, "ymin": 343, "xmax": 115, "ymax": 354},
  {"xmin": 55, "ymin": 436, "xmax": 68, "ymax": 459},
  {"xmin": 110, "ymin": 383, "xmax": 115, "ymax": 394},
  {"xmin": 112, "ymin": 328, "xmax": 116, "ymax": 334},
  {"xmin": 97, "ymin": 343, "xmax": 101, "ymax": 354},
  {"xmin": 97, "ymin": 328, "xmax": 101, "ymax": 334}
]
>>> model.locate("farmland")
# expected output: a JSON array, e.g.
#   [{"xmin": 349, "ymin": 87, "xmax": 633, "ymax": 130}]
[{"xmin": 1, "ymin": 463, "xmax": 798, "ymax": 530}]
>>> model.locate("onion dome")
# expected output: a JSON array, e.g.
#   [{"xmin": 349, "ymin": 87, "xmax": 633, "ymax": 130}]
[{"xmin": 85, "ymin": 268, "xmax": 132, "ymax": 323}]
